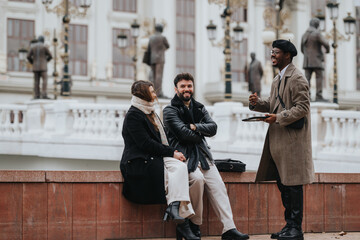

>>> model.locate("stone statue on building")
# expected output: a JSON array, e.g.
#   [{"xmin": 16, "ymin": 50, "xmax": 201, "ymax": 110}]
[
  {"xmin": 247, "ymin": 52, "xmax": 263, "ymax": 97},
  {"xmin": 145, "ymin": 24, "xmax": 169, "ymax": 97},
  {"xmin": 301, "ymin": 18, "xmax": 330, "ymax": 101},
  {"xmin": 27, "ymin": 35, "xmax": 52, "ymax": 99}
]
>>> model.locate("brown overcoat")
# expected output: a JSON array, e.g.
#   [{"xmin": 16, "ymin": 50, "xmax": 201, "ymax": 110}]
[
  {"xmin": 250, "ymin": 63, "xmax": 315, "ymax": 186},
  {"xmin": 27, "ymin": 43, "xmax": 52, "ymax": 72},
  {"xmin": 147, "ymin": 33, "xmax": 169, "ymax": 64}
]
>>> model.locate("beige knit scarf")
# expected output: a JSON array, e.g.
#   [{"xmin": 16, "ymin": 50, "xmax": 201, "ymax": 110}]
[{"xmin": 131, "ymin": 96, "xmax": 169, "ymax": 146}]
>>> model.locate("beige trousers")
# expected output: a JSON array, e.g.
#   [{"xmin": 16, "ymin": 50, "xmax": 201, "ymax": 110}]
[
  {"xmin": 164, "ymin": 157, "xmax": 194, "ymax": 219},
  {"xmin": 189, "ymin": 163, "xmax": 236, "ymax": 233}
]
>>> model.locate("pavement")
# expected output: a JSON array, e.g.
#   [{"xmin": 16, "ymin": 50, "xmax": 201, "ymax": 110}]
[{"xmin": 147, "ymin": 232, "xmax": 360, "ymax": 240}]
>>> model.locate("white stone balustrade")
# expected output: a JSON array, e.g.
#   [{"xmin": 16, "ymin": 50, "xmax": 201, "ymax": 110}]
[
  {"xmin": 0, "ymin": 101, "xmax": 359, "ymax": 172},
  {"xmin": 69, "ymin": 103, "xmax": 128, "ymax": 141},
  {"xmin": 0, "ymin": 104, "xmax": 27, "ymax": 138},
  {"xmin": 321, "ymin": 110, "xmax": 360, "ymax": 158}
]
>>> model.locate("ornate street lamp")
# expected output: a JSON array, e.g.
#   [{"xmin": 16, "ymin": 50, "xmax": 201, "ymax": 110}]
[
  {"xmin": 117, "ymin": 33, "xmax": 128, "ymax": 49},
  {"xmin": 233, "ymin": 22, "xmax": 244, "ymax": 43},
  {"xmin": 206, "ymin": 0, "xmax": 245, "ymax": 100},
  {"xmin": 326, "ymin": 0, "xmax": 355, "ymax": 104},
  {"xmin": 315, "ymin": 10, "xmax": 326, "ymax": 31},
  {"xmin": 18, "ymin": 48, "xmax": 28, "ymax": 62},
  {"xmin": 206, "ymin": 20, "xmax": 217, "ymax": 41},
  {"xmin": 131, "ymin": 19, "xmax": 140, "ymax": 81},
  {"xmin": 343, "ymin": 13, "xmax": 356, "ymax": 35},
  {"xmin": 117, "ymin": 19, "xmax": 141, "ymax": 81},
  {"xmin": 53, "ymin": 29, "xmax": 59, "ymax": 100},
  {"xmin": 42, "ymin": 0, "xmax": 92, "ymax": 97}
]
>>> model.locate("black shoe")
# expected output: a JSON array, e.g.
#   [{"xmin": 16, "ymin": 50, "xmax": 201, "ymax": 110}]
[
  {"xmin": 278, "ymin": 227, "xmax": 303, "ymax": 240},
  {"xmin": 163, "ymin": 201, "xmax": 184, "ymax": 224},
  {"xmin": 189, "ymin": 220, "xmax": 201, "ymax": 238},
  {"xmin": 221, "ymin": 228, "xmax": 249, "ymax": 240},
  {"xmin": 176, "ymin": 219, "xmax": 200, "ymax": 240},
  {"xmin": 271, "ymin": 225, "xmax": 290, "ymax": 239}
]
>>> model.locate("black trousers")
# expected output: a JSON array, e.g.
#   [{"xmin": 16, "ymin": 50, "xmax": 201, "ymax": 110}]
[{"xmin": 276, "ymin": 176, "xmax": 303, "ymax": 230}]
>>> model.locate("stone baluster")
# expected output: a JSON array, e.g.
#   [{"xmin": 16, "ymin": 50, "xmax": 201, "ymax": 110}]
[
  {"xmin": 84, "ymin": 108, "xmax": 93, "ymax": 137},
  {"xmin": 331, "ymin": 117, "xmax": 341, "ymax": 152},
  {"xmin": 72, "ymin": 108, "xmax": 81, "ymax": 136},
  {"xmin": 19, "ymin": 109, "xmax": 26, "ymax": 134},
  {"xmin": 116, "ymin": 108, "xmax": 127, "ymax": 140},
  {"xmin": 93, "ymin": 107, "xmax": 101, "ymax": 137},
  {"xmin": 0, "ymin": 109, "xmax": 4, "ymax": 134},
  {"xmin": 98, "ymin": 108, "xmax": 107, "ymax": 138},
  {"xmin": 322, "ymin": 116, "xmax": 332, "ymax": 151},
  {"xmin": 232, "ymin": 112, "xmax": 244, "ymax": 146},
  {"xmin": 355, "ymin": 118, "xmax": 360, "ymax": 155},
  {"xmin": 339, "ymin": 117, "xmax": 347, "ymax": 154},
  {"xmin": 347, "ymin": 117, "xmax": 356, "ymax": 153},
  {"xmin": 4, "ymin": 109, "xmax": 11, "ymax": 136},
  {"xmin": 107, "ymin": 109, "xmax": 117, "ymax": 138},
  {"xmin": 12, "ymin": 109, "xmax": 20, "ymax": 135}
]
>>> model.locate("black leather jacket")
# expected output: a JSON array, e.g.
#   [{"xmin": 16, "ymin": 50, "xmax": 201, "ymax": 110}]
[{"xmin": 163, "ymin": 95, "xmax": 217, "ymax": 172}]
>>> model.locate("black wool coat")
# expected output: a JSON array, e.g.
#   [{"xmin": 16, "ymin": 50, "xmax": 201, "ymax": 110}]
[
  {"xmin": 120, "ymin": 106, "xmax": 175, "ymax": 204},
  {"xmin": 163, "ymin": 95, "xmax": 217, "ymax": 172}
]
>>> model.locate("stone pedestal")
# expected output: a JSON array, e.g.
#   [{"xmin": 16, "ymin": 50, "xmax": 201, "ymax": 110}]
[
  {"xmin": 212, "ymin": 101, "xmax": 244, "ymax": 149},
  {"xmin": 310, "ymin": 102, "xmax": 338, "ymax": 157}
]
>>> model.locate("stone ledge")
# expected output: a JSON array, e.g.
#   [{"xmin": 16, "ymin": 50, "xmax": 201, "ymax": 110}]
[
  {"xmin": 0, "ymin": 171, "xmax": 359, "ymax": 184},
  {"xmin": 45, "ymin": 171, "xmax": 123, "ymax": 182},
  {"xmin": 318, "ymin": 173, "xmax": 360, "ymax": 183},
  {"xmin": 0, "ymin": 170, "xmax": 45, "ymax": 182}
]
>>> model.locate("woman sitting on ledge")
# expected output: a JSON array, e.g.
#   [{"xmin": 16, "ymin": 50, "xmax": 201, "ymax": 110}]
[{"xmin": 120, "ymin": 80, "xmax": 199, "ymax": 240}]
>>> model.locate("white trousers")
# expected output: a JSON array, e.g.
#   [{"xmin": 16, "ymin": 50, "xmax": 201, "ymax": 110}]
[
  {"xmin": 164, "ymin": 157, "xmax": 194, "ymax": 219},
  {"xmin": 188, "ymin": 163, "xmax": 236, "ymax": 234}
]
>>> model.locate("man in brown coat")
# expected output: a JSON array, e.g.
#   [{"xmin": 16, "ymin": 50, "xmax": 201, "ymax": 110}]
[
  {"xmin": 247, "ymin": 52, "xmax": 263, "ymax": 96},
  {"xmin": 301, "ymin": 18, "xmax": 330, "ymax": 101},
  {"xmin": 146, "ymin": 24, "xmax": 169, "ymax": 97},
  {"xmin": 27, "ymin": 35, "xmax": 52, "ymax": 99},
  {"xmin": 249, "ymin": 40, "xmax": 314, "ymax": 240}
]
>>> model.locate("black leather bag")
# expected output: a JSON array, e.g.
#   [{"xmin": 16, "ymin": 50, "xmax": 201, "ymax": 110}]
[
  {"xmin": 287, "ymin": 117, "xmax": 305, "ymax": 129},
  {"xmin": 214, "ymin": 159, "xmax": 246, "ymax": 172},
  {"xmin": 277, "ymin": 93, "xmax": 305, "ymax": 129},
  {"xmin": 142, "ymin": 50, "xmax": 151, "ymax": 66}
]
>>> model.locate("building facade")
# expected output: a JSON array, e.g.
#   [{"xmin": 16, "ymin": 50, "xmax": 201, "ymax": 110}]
[{"xmin": 0, "ymin": 0, "xmax": 359, "ymax": 106}]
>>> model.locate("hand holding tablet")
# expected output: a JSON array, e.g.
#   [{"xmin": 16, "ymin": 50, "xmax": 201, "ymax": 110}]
[{"xmin": 242, "ymin": 116, "xmax": 269, "ymax": 122}]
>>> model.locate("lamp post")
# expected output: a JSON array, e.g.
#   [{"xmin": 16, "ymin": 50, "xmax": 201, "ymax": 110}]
[
  {"xmin": 324, "ymin": 0, "xmax": 355, "ymax": 104},
  {"xmin": 18, "ymin": 47, "xmax": 28, "ymax": 72},
  {"xmin": 53, "ymin": 29, "xmax": 59, "ymax": 100},
  {"xmin": 117, "ymin": 19, "xmax": 140, "ymax": 81},
  {"xmin": 42, "ymin": 0, "xmax": 92, "ymax": 97},
  {"xmin": 206, "ymin": 0, "xmax": 244, "ymax": 100}
]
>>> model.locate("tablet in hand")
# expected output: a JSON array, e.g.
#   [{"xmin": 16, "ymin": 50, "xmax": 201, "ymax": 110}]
[{"xmin": 242, "ymin": 116, "xmax": 269, "ymax": 122}]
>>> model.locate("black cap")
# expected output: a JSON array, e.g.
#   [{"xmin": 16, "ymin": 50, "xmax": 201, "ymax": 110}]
[{"xmin": 272, "ymin": 39, "xmax": 297, "ymax": 57}]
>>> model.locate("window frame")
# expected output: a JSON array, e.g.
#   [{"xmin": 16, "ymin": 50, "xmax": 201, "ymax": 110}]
[{"xmin": 7, "ymin": 18, "xmax": 35, "ymax": 72}]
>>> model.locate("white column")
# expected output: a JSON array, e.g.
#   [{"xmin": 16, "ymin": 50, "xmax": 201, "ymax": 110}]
[
  {"xmin": 152, "ymin": 0, "xmax": 176, "ymax": 98},
  {"xmin": 91, "ymin": 0, "xmax": 109, "ymax": 81},
  {"xmin": 337, "ymin": 0, "xmax": 357, "ymax": 92},
  {"xmin": 0, "ymin": 0, "xmax": 7, "ymax": 73}
]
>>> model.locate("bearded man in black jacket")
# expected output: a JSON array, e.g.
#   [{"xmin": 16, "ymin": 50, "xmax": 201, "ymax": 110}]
[{"xmin": 163, "ymin": 73, "xmax": 249, "ymax": 240}]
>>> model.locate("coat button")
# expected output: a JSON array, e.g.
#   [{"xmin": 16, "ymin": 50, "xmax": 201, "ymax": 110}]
[
  {"xmin": 144, "ymin": 161, "xmax": 148, "ymax": 163},
  {"xmin": 150, "ymin": 157, "xmax": 154, "ymax": 160},
  {"xmin": 128, "ymin": 160, "xmax": 130, "ymax": 163}
]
